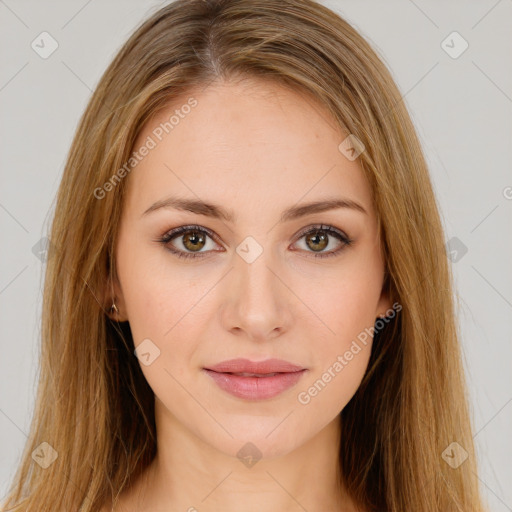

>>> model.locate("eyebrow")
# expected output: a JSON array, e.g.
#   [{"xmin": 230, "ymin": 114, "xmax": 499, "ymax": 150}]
[{"xmin": 141, "ymin": 196, "xmax": 367, "ymax": 222}]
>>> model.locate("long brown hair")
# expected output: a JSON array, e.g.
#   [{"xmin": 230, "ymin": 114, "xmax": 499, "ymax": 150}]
[{"xmin": 1, "ymin": 0, "xmax": 487, "ymax": 510}]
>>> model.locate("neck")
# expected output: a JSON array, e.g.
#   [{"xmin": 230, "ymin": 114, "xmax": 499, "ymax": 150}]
[{"xmin": 118, "ymin": 404, "xmax": 355, "ymax": 512}]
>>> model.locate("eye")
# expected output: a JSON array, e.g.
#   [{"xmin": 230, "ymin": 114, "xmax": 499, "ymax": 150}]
[
  {"xmin": 156, "ymin": 224, "xmax": 220, "ymax": 260},
  {"xmin": 156, "ymin": 224, "xmax": 353, "ymax": 260},
  {"xmin": 291, "ymin": 224, "xmax": 353, "ymax": 259}
]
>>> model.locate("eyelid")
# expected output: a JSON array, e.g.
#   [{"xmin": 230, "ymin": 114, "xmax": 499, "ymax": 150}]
[
  {"xmin": 160, "ymin": 224, "xmax": 221, "ymax": 245},
  {"xmin": 293, "ymin": 224, "xmax": 349, "ymax": 242}
]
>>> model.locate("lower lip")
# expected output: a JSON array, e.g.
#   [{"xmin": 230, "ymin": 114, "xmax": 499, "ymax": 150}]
[{"xmin": 203, "ymin": 369, "xmax": 307, "ymax": 400}]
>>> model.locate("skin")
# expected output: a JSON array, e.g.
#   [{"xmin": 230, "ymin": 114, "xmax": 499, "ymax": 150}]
[{"xmin": 104, "ymin": 76, "xmax": 390, "ymax": 512}]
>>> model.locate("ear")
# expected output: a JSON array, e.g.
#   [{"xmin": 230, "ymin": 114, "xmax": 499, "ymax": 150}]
[
  {"xmin": 375, "ymin": 274, "xmax": 393, "ymax": 319},
  {"xmin": 104, "ymin": 270, "xmax": 129, "ymax": 323}
]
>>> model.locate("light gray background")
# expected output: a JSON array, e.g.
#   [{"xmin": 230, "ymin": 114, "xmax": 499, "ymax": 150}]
[{"xmin": 1, "ymin": 0, "xmax": 511, "ymax": 509}]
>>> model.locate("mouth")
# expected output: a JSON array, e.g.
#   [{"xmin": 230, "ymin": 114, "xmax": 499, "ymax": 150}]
[
  {"xmin": 221, "ymin": 372, "xmax": 282, "ymax": 377},
  {"xmin": 203, "ymin": 358, "xmax": 307, "ymax": 400},
  {"xmin": 204, "ymin": 357, "xmax": 305, "ymax": 374}
]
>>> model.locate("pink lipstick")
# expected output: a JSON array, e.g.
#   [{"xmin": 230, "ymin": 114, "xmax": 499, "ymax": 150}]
[{"xmin": 203, "ymin": 358, "xmax": 307, "ymax": 400}]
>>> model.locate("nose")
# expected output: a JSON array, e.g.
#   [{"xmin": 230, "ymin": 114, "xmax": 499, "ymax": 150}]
[{"xmin": 220, "ymin": 243, "xmax": 293, "ymax": 342}]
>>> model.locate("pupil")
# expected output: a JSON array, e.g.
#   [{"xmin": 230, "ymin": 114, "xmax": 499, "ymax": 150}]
[
  {"xmin": 184, "ymin": 231, "xmax": 205, "ymax": 251},
  {"xmin": 308, "ymin": 231, "xmax": 328, "ymax": 251}
]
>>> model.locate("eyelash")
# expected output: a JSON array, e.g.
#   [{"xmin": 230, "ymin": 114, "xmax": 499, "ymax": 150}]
[{"xmin": 155, "ymin": 224, "xmax": 353, "ymax": 260}]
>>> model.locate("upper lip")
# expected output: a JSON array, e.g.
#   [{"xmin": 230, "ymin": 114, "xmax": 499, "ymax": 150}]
[{"xmin": 204, "ymin": 358, "xmax": 305, "ymax": 374}]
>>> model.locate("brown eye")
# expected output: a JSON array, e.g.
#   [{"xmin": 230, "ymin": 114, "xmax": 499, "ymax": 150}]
[
  {"xmin": 305, "ymin": 230, "xmax": 329, "ymax": 252},
  {"xmin": 181, "ymin": 230, "xmax": 206, "ymax": 252},
  {"xmin": 157, "ymin": 224, "xmax": 352, "ymax": 261},
  {"xmin": 158, "ymin": 225, "xmax": 219, "ymax": 260},
  {"xmin": 293, "ymin": 225, "xmax": 352, "ymax": 259}
]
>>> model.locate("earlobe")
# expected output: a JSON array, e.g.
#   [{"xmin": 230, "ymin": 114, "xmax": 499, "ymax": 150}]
[
  {"xmin": 376, "ymin": 284, "xmax": 393, "ymax": 320},
  {"xmin": 108, "ymin": 298, "xmax": 119, "ymax": 318},
  {"xmin": 104, "ymin": 272, "xmax": 128, "ymax": 322},
  {"xmin": 105, "ymin": 295, "xmax": 128, "ymax": 322}
]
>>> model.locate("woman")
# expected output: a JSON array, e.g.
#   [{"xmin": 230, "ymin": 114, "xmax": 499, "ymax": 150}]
[{"xmin": 1, "ymin": 0, "xmax": 487, "ymax": 510}]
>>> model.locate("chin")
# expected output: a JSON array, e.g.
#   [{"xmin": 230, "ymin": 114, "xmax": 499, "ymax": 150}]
[{"xmin": 198, "ymin": 416, "xmax": 306, "ymax": 462}]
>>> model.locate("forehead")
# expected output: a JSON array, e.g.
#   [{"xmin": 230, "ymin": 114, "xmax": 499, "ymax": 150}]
[{"xmin": 124, "ymin": 77, "xmax": 374, "ymax": 221}]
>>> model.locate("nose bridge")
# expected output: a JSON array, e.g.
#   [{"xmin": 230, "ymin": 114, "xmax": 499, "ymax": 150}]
[
  {"xmin": 226, "ymin": 236, "xmax": 287, "ymax": 338},
  {"xmin": 236, "ymin": 238, "xmax": 280, "ymax": 305}
]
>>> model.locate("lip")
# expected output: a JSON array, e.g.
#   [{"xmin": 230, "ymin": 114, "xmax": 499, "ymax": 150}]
[
  {"xmin": 205, "ymin": 358, "xmax": 304, "ymax": 374},
  {"xmin": 203, "ymin": 358, "xmax": 307, "ymax": 400}
]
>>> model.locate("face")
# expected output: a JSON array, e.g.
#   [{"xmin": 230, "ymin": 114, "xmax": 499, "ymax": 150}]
[{"xmin": 110, "ymin": 77, "xmax": 390, "ymax": 460}]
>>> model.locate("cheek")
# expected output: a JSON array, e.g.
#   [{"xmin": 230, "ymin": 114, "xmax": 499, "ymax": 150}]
[
  {"xmin": 298, "ymin": 260, "xmax": 382, "ymax": 347},
  {"xmin": 296, "ymin": 287, "xmax": 375, "ymax": 414},
  {"xmin": 296, "ymin": 348, "xmax": 371, "ymax": 419},
  {"xmin": 116, "ymin": 244, "xmax": 214, "ymax": 390},
  {"xmin": 119, "ymin": 267, "xmax": 208, "ymax": 403},
  {"xmin": 118, "ymin": 240, "xmax": 207, "ymax": 336},
  {"xmin": 292, "ymin": 263, "xmax": 380, "ymax": 409}
]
